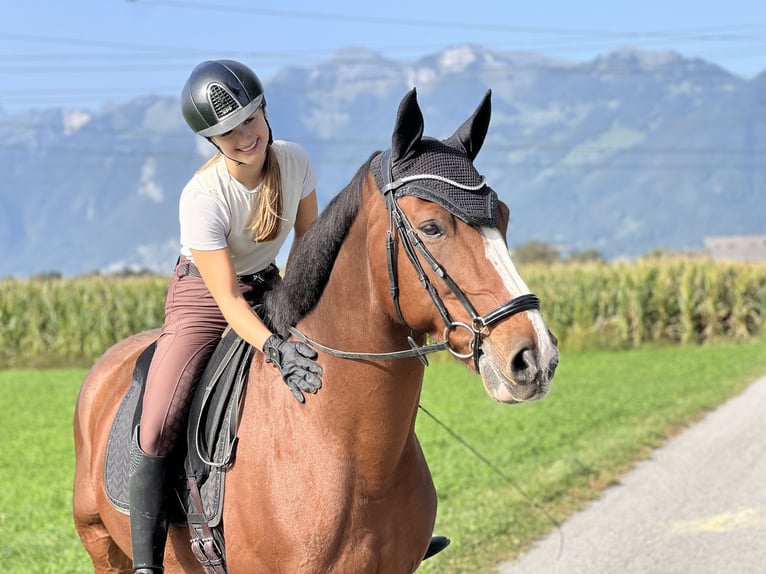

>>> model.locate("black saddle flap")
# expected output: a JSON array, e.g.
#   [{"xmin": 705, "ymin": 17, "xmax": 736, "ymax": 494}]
[{"xmin": 186, "ymin": 328, "xmax": 254, "ymax": 477}]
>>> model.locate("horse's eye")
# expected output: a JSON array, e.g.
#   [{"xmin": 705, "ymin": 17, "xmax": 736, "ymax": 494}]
[{"xmin": 419, "ymin": 222, "xmax": 443, "ymax": 238}]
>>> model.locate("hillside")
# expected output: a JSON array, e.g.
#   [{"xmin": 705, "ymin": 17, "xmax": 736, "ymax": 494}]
[{"xmin": 1, "ymin": 45, "xmax": 764, "ymax": 277}]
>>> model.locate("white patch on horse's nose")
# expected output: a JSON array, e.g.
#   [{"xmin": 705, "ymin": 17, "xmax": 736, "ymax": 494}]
[
  {"xmin": 480, "ymin": 227, "xmax": 558, "ymax": 367},
  {"xmin": 481, "ymin": 227, "xmax": 531, "ymax": 296}
]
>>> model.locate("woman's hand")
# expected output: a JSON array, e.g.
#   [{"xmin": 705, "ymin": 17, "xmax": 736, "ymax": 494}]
[{"xmin": 262, "ymin": 334, "xmax": 323, "ymax": 403}]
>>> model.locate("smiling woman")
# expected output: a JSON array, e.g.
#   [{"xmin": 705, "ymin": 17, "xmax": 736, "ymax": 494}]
[{"xmin": 91, "ymin": 58, "xmax": 327, "ymax": 574}]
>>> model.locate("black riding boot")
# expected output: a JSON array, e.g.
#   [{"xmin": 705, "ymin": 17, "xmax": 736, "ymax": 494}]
[
  {"xmin": 129, "ymin": 427, "xmax": 169, "ymax": 574},
  {"xmin": 424, "ymin": 535, "xmax": 450, "ymax": 560}
]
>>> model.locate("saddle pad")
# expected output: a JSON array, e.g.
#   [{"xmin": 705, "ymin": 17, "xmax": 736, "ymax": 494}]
[
  {"xmin": 104, "ymin": 342, "xmax": 155, "ymax": 515},
  {"xmin": 103, "ymin": 330, "xmax": 252, "ymax": 527}
]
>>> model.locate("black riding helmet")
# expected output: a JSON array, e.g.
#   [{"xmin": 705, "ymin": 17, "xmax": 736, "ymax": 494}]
[{"xmin": 181, "ymin": 59, "xmax": 267, "ymax": 138}]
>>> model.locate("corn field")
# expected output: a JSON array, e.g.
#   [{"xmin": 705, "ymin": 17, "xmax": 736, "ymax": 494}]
[
  {"xmin": 523, "ymin": 259, "xmax": 766, "ymax": 351},
  {"xmin": 1, "ymin": 259, "xmax": 765, "ymax": 368},
  {"xmin": 0, "ymin": 274, "xmax": 167, "ymax": 368}
]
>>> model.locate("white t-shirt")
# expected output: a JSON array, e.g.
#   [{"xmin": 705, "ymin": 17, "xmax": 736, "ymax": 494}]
[{"xmin": 179, "ymin": 140, "xmax": 317, "ymax": 275}]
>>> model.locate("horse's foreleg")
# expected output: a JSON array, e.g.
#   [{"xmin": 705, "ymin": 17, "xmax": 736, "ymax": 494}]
[
  {"xmin": 73, "ymin": 513, "xmax": 132, "ymax": 573},
  {"xmin": 74, "ymin": 461, "xmax": 132, "ymax": 573}
]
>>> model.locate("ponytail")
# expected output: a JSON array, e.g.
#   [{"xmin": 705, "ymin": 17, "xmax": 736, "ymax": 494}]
[{"xmin": 247, "ymin": 145, "xmax": 283, "ymax": 242}]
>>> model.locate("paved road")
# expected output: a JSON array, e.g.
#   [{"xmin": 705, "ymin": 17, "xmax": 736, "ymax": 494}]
[{"xmin": 497, "ymin": 374, "xmax": 766, "ymax": 574}]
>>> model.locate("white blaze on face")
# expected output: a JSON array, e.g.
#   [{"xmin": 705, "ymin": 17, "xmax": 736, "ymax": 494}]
[{"xmin": 480, "ymin": 227, "xmax": 558, "ymax": 366}]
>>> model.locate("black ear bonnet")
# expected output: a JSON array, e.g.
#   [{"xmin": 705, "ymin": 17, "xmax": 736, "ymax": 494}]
[
  {"xmin": 373, "ymin": 88, "xmax": 498, "ymax": 227},
  {"xmin": 372, "ymin": 139, "xmax": 497, "ymax": 226}
]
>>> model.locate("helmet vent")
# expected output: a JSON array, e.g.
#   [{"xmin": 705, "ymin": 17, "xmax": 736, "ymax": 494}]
[{"xmin": 208, "ymin": 83, "xmax": 241, "ymax": 120}]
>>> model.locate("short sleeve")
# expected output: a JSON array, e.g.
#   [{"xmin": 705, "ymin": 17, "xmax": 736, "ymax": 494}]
[
  {"xmin": 179, "ymin": 187, "xmax": 230, "ymax": 251},
  {"xmin": 285, "ymin": 141, "xmax": 318, "ymax": 199}
]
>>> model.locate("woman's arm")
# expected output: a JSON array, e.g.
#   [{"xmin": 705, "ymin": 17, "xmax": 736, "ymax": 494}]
[
  {"xmin": 190, "ymin": 247, "xmax": 273, "ymax": 351},
  {"xmin": 191, "ymin": 242, "xmax": 323, "ymax": 403},
  {"xmin": 191, "ymin": 187, "xmax": 317, "ymax": 349}
]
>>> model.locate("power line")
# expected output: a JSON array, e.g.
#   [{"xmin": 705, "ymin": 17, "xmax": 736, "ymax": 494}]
[
  {"xmin": 1, "ymin": 138, "xmax": 764, "ymax": 171},
  {"xmin": 5, "ymin": 4, "xmax": 759, "ymax": 58},
  {"xmin": 0, "ymin": 32, "xmax": 186, "ymax": 53},
  {"xmin": 128, "ymin": 0, "xmax": 766, "ymax": 43},
  {"xmin": 2, "ymin": 6, "xmax": 763, "ymax": 113},
  {"xmin": 0, "ymin": 53, "xmax": 753, "ymax": 77},
  {"xmin": 3, "ymin": 118, "xmax": 765, "ymax": 154},
  {"xmin": 129, "ymin": 0, "xmax": 612, "ymax": 34}
]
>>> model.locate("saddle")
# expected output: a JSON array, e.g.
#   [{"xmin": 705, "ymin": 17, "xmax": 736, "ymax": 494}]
[{"xmin": 104, "ymin": 328, "xmax": 254, "ymax": 573}]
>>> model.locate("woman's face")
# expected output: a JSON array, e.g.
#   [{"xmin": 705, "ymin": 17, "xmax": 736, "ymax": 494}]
[{"xmin": 211, "ymin": 107, "xmax": 269, "ymax": 166}]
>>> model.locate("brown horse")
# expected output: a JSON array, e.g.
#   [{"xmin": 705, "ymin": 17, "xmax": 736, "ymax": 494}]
[{"xmin": 73, "ymin": 88, "xmax": 558, "ymax": 573}]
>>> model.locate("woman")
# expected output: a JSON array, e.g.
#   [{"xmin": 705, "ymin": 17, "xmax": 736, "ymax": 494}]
[{"xmin": 128, "ymin": 59, "xmax": 324, "ymax": 573}]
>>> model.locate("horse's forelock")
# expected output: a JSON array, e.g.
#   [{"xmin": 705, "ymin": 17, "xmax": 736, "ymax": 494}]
[{"xmin": 262, "ymin": 153, "xmax": 377, "ymax": 337}]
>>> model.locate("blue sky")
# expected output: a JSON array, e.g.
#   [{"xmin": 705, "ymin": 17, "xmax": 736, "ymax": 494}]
[{"xmin": 3, "ymin": 0, "xmax": 765, "ymax": 113}]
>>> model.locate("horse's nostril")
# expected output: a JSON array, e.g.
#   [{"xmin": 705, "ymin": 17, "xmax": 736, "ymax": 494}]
[
  {"xmin": 511, "ymin": 348, "xmax": 529, "ymax": 371},
  {"xmin": 510, "ymin": 347, "xmax": 538, "ymax": 383}
]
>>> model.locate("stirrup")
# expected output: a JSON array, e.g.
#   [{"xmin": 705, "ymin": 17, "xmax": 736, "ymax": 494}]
[{"xmin": 423, "ymin": 535, "xmax": 450, "ymax": 560}]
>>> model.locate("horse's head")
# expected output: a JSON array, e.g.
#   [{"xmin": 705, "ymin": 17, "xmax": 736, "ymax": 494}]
[{"xmin": 372, "ymin": 88, "xmax": 558, "ymax": 403}]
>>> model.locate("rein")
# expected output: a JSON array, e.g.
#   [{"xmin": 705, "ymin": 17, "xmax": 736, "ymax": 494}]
[
  {"xmin": 288, "ymin": 326, "xmax": 448, "ymax": 366},
  {"xmin": 289, "ymin": 150, "xmax": 541, "ymax": 369}
]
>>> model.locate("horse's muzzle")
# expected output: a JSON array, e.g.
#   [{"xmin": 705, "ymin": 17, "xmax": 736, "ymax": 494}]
[{"xmin": 477, "ymin": 342, "xmax": 556, "ymax": 404}]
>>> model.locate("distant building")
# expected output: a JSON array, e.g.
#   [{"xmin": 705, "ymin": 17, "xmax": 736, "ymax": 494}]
[{"xmin": 704, "ymin": 235, "xmax": 766, "ymax": 262}]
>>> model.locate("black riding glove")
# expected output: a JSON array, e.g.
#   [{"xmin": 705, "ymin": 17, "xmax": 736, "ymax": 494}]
[{"xmin": 262, "ymin": 334, "xmax": 323, "ymax": 403}]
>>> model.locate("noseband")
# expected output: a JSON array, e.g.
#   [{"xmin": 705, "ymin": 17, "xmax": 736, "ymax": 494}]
[{"xmin": 288, "ymin": 150, "xmax": 541, "ymax": 370}]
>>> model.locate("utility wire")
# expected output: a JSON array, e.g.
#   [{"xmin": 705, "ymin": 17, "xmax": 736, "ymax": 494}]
[
  {"xmin": 128, "ymin": 0, "xmax": 766, "ymax": 42},
  {"xmin": 2, "ymin": 5, "xmax": 764, "ymax": 111},
  {"xmin": 2, "ymin": 120, "xmax": 764, "ymax": 158}
]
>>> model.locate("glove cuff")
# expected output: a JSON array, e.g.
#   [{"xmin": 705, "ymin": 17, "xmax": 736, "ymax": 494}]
[{"xmin": 262, "ymin": 334, "xmax": 284, "ymax": 366}]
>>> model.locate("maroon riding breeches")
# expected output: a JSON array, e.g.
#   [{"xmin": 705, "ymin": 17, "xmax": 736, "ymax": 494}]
[{"xmin": 138, "ymin": 258, "xmax": 279, "ymax": 456}]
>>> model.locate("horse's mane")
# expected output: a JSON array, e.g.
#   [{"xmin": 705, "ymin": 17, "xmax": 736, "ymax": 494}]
[{"xmin": 263, "ymin": 152, "xmax": 378, "ymax": 338}]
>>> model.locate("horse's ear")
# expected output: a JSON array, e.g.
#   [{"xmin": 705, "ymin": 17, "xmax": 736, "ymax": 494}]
[
  {"xmin": 448, "ymin": 89, "xmax": 492, "ymax": 161},
  {"xmin": 391, "ymin": 88, "xmax": 424, "ymax": 167},
  {"xmin": 497, "ymin": 200, "xmax": 510, "ymax": 236}
]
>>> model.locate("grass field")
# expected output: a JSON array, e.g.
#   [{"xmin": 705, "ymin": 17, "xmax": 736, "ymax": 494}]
[{"xmin": 2, "ymin": 339, "xmax": 766, "ymax": 573}]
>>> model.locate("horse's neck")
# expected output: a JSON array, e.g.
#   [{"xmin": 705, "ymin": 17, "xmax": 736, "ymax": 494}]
[
  {"xmin": 302, "ymin": 193, "xmax": 413, "ymax": 360},
  {"xmin": 300, "ymin": 306, "xmax": 424, "ymax": 479},
  {"xmin": 294, "ymin": 210, "xmax": 427, "ymax": 474}
]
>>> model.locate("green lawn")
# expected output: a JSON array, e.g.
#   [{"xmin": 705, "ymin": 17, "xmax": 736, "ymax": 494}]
[
  {"xmin": 2, "ymin": 339, "xmax": 766, "ymax": 573},
  {"xmin": 416, "ymin": 339, "xmax": 766, "ymax": 572},
  {"xmin": 0, "ymin": 368, "xmax": 91, "ymax": 573}
]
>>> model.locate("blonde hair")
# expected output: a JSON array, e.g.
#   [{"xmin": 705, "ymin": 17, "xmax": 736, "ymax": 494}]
[
  {"xmin": 198, "ymin": 145, "xmax": 283, "ymax": 242},
  {"xmin": 247, "ymin": 145, "xmax": 283, "ymax": 242}
]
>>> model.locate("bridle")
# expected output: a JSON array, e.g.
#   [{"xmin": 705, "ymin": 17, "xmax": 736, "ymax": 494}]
[
  {"xmin": 378, "ymin": 149, "xmax": 541, "ymax": 368},
  {"xmin": 289, "ymin": 150, "xmax": 541, "ymax": 370}
]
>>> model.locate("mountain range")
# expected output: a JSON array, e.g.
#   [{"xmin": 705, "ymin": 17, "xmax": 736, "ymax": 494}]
[{"xmin": 1, "ymin": 44, "xmax": 764, "ymax": 278}]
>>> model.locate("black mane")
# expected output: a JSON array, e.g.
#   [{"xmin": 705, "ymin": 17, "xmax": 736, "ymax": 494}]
[{"xmin": 262, "ymin": 153, "xmax": 378, "ymax": 338}]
